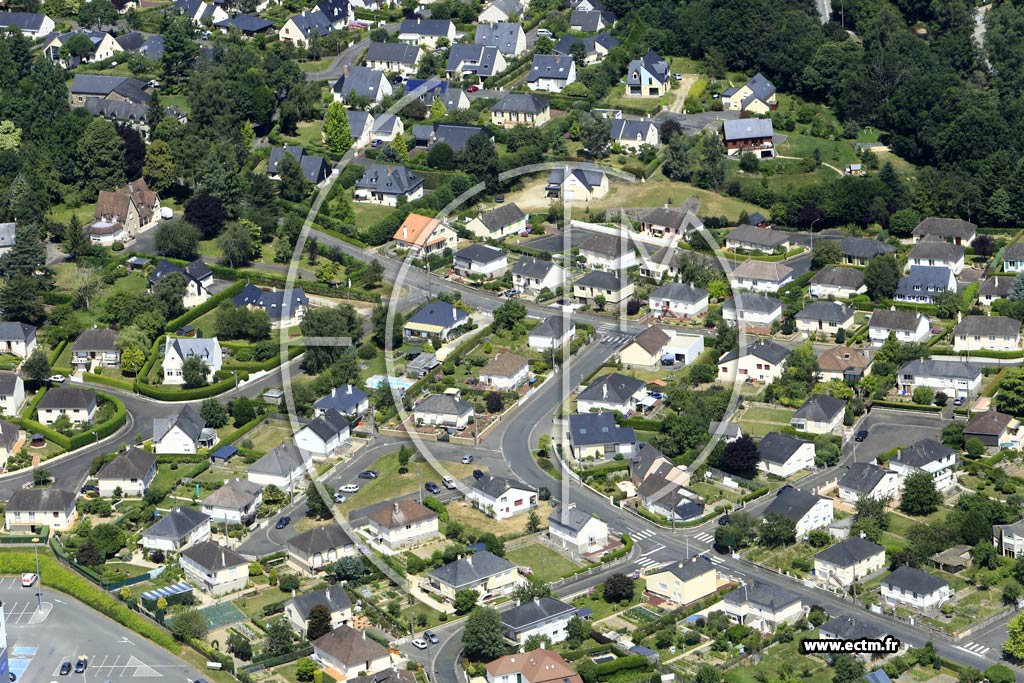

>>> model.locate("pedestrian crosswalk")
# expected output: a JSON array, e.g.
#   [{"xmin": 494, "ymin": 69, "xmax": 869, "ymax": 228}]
[
  {"xmin": 631, "ymin": 528, "xmax": 657, "ymax": 540},
  {"xmin": 693, "ymin": 532, "xmax": 715, "ymax": 543},
  {"xmin": 600, "ymin": 333, "xmax": 632, "ymax": 346},
  {"xmin": 636, "ymin": 557, "xmax": 660, "ymax": 569},
  {"xmin": 959, "ymin": 642, "xmax": 991, "ymax": 656}
]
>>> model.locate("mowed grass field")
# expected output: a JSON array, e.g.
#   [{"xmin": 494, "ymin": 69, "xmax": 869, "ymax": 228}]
[{"xmin": 737, "ymin": 406, "xmax": 794, "ymax": 437}]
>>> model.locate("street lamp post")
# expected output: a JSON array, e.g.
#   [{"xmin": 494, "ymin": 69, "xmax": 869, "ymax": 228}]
[{"xmin": 34, "ymin": 545, "xmax": 42, "ymax": 608}]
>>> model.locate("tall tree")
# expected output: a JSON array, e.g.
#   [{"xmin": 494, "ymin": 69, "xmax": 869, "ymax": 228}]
[
  {"xmin": 306, "ymin": 604, "xmax": 332, "ymax": 640},
  {"xmin": 719, "ymin": 434, "xmax": 759, "ymax": 477},
  {"xmin": 143, "ymin": 140, "xmax": 177, "ymax": 194},
  {"xmin": 219, "ymin": 221, "xmax": 256, "ymax": 268},
  {"xmin": 300, "ymin": 305, "xmax": 361, "ymax": 373},
  {"xmin": 63, "ymin": 214, "xmax": 94, "ymax": 260},
  {"xmin": 116, "ymin": 123, "xmax": 145, "ymax": 180},
  {"xmin": 76, "ymin": 118, "xmax": 126, "ymax": 198},
  {"xmin": 459, "ymin": 133, "xmax": 500, "ymax": 193},
  {"xmin": 278, "ymin": 154, "xmax": 309, "ymax": 202},
  {"xmin": 323, "ymin": 101, "xmax": 352, "ymax": 154},
  {"xmin": 900, "ymin": 470, "xmax": 941, "ymax": 516},
  {"xmin": 184, "ymin": 192, "xmax": 226, "ymax": 239},
  {"xmin": 864, "ymin": 254, "xmax": 900, "ymax": 301},
  {"xmin": 161, "ymin": 15, "xmax": 198, "ymax": 85},
  {"xmin": 306, "ymin": 484, "xmax": 331, "ymax": 519},
  {"xmin": 181, "ymin": 356, "xmax": 209, "ymax": 389},
  {"xmin": 462, "ymin": 607, "xmax": 507, "ymax": 661},
  {"xmin": 0, "ymin": 274, "xmax": 44, "ymax": 324}
]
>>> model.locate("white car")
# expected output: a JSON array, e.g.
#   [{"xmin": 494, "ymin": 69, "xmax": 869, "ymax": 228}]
[
  {"xmin": 333, "ymin": 493, "xmax": 347, "ymax": 504},
  {"xmin": 461, "ymin": 454, "xmax": 474, "ymax": 464},
  {"xmin": 536, "ymin": 28, "xmax": 552, "ymax": 37},
  {"xmin": 339, "ymin": 484, "xmax": 360, "ymax": 493},
  {"xmin": 21, "ymin": 573, "xmax": 36, "ymax": 587},
  {"xmin": 412, "ymin": 639, "xmax": 428, "ymax": 650},
  {"xmin": 47, "ymin": 375, "xmax": 66, "ymax": 384}
]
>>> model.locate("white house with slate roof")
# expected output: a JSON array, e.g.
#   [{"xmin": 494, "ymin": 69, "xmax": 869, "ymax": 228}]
[
  {"xmin": 639, "ymin": 207, "xmax": 693, "ymax": 237},
  {"xmin": 953, "ymin": 315, "xmax": 1021, "ymax": 351},
  {"xmin": 790, "ymin": 394, "xmax": 845, "ymax": 434},
  {"xmin": 163, "ymin": 337, "xmax": 223, "ymax": 385},
  {"xmin": 840, "ymin": 237, "xmax": 896, "ymax": 266},
  {"xmin": 721, "ymin": 73, "xmax": 777, "ymax": 113},
  {"xmin": 153, "ymin": 405, "xmax": 209, "ymax": 454},
  {"xmin": 994, "ymin": 519, "xmax": 1024, "ymax": 558},
  {"xmin": 980, "ymin": 276, "xmax": 1015, "ymax": 305},
  {"xmin": 347, "ymin": 110, "xmax": 375, "ymax": 149},
  {"xmin": 912, "ymin": 217, "xmax": 976, "ymax": 246},
  {"xmin": 512, "ymin": 257, "xmax": 563, "ymax": 293},
  {"xmin": 173, "ymin": 0, "xmax": 229, "ymax": 26},
  {"xmin": 149, "ymin": 259, "xmax": 213, "ymax": 308},
  {"xmin": 413, "ymin": 393, "xmax": 474, "ymax": 430},
  {"xmin": 795, "ymin": 301, "xmax": 854, "ymax": 335},
  {"xmin": 500, "ymin": 597, "xmax": 578, "ymax": 648},
  {"xmin": 869, "ymin": 309, "xmax": 930, "ymax": 345},
  {"xmin": 313, "ymin": 625, "xmax": 393, "ymax": 676},
  {"xmin": 365, "ymin": 42, "xmax": 422, "ymax": 76},
  {"xmin": 809, "ymin": 266, "xmax": 866, "ymax": 299},
  {"xmin": 0, "ymin": 372, "xmax": 25, "ymax": 417},
  {"xmin": 725, "ymin": 225, "xmax": 790, "ymax": 253},
  {"xmin": 548, "ymin": 503, "xmax": 609, "ymax": 555},
  {"xmin": 890, "ymin": 438, "xmax": 957, "ymax": 491},
  {"xmin": 721, "ymin": 294, "xmax": 783, "ymax": 334},
  {"xmin": 838, "ymin": 462, "xmax": 899, "ymax": 504},
  {"xmin": 0, "ymin": 321, "xmax": 36, "ymax": 358},
  {"xmin": 717, "ymin": 339, "xmax": 788, "ymax": 384},
  {"xmin": 403, "ymin": 301, "xmax": 470, "ymax": 342},
  {"xmin": 248, "ymin": 442, "xmax": 311, "ymax": 493},
  {"xmin": 491, "ymin": 93, "xmax": 550, "ymax": 128},
  {"xmin": 574, "ymin": 270, "xmax": 633, "ymax": 308},
  {"xmin": 896, "ymin": 359, "xmax": 981, "ymax": 399},
  {"xmin": 468, "ymin": 474, "xmax": 537, "ymax": 519},
  {"xmin": 279, "ymin": 8, "xmax": 333, "ymax": 49},
  {"xmin": 764, "ymin": 486, "xmax": 833, "ymax": 537},
  {"xmin": 332, "ymin": 66, "xmax": 392, "ymax": 104},
  {"xmin": 649, "ymin": 283, "xmax": 708, "ymax": 319},
  {"xmin": 547, "ymin": 167, "xmax": 608, "ymax": 201},
  {"xmin": 399, "ymin": 18, "xmax": 456, "ymax": 48},
  {"xmin": 447, "ymin": 44, "xmax": 507, "ymax": 81},
  {"xmin": 233, "ymin": 283, "xmax": 309, "ymax": 329},
  {"xmin": 906, "ymin": 239, "xmax": 965, "ymax": 274},
  {"xmin": 480, "ymin": 0, "xmax": 522, "ymax": 23},
  {"xmin": 554, "ymin": 33, "xmax": 618, "ymax": 65},
  {"xmin": 894, "ymin": 266, "xmax": 956, "ymax": 305},
  {"xmin": 528, "ymin": 316, "xmax": 575, "ymax": 350},
  {"xmin": 97, "ymin": 447, "xmax": 156, "ymax": 497},
  {"xmin": 37, "ymin": 387, "xmax": 97, "ymax": 426},
  {"xmin": 0, "ymin": 222, "xmax": 15, "ymax": 257},
  {"xmin": 757, "ymin": 433, "xmax": 814, "ymax": 478},
  {"xmin": 5, "ymin": 488, "xmax": 77, "ymax": 531},
  {"xmin": 526, "ymin": 54, "xmax": 576, "ymax": 92},
  {"xmin": 566, "ymin": 412, "xmax": 635, "ymax": 463},
  {"xmin": 453, "ymin": 244, "xmax": 508, "ymax": 278},
  {"xmin": 731, "ymin": 260, "xmax": 793, "ymax": 293},
  {"xmin": 180, "ymin": 540, "xmax": 248, "ymax": 596},
  {"xmin": 354, "ymin": 164, "xmax": 423, "ymax": 206},
  {"xmin": 881, "ymin": 566, "xmax": 951, "ymax": 610},
  {"xmin": 577, "ymin": 372, "xmax": 646, "ymax": 414},
  {"xmin": 202, "ymin": 478, "xmax": 263, "ymax": 525},
  {"xmin": 294, "ymin": 409, "xmax": 350, "ymax": 459},
  {"xmin": 0, "ymin": 12, "xmax": 55, "ymax": 38},
  {"xmin": 813, "ymin": 536, "xmax": 886, "ymax": 588},
  {"xmin": 722, "ymin": 580, "xmax": 804, "ymax": 630},
  {"xmin": 286, "ymin": 524, "xmax": 356, "ymax": 574},
  {"xmin": 285, "ymin": 584, "xmax": 353, "ymax": 634},
  {"xmin": 1004, "ymin": 243, "xmax": 1024, "ymax": 273},
  {"xmin": 476, "ymin": 22, "xmax": 527, "ymax": 56},
  {"xmin": 423, "ymin": 550, "xmax": 524, "ymax": 603},
  {"xmin": 611, "ymin": 119, "xmax": 659, "ymax": 151},
  {"xmin": 367, "ymin": 498, "xmax": 439, "ymax": 550},
  {"xmin": 141, "ymin": 507, "xmax": 210, "ymax": 552},
  {"xmin": 467, "ymin": 204, "xmax": 528, "ymax": 240},
  {"xmin": 315, "ymin": 385, "xmax": 369, "ymax": 418},
  {"xmin": 625, "ymin": 51, "xmax": 669, "ymax": 98},
  {"xmin": 579, "ymin": 233, "xmax": 637, "ymax": 271},
  {"xmin": 569, "ymin": 9, "xmax": 614, "ymax": 32}
]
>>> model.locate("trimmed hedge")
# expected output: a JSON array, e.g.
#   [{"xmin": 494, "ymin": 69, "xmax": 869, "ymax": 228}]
[
  {"xmin": 0, "ymin": 526, "xmax": 48, "ymax": 544},
  {"xmin": 593, "ymin": 655, "xmax": 650, "ymax": 676},
  {"xmin": 600, "ymin": 533, "xmax": 633, "ymax": 564},
  {"xmin": 619, "ymin": 417, "xmax": 664, "ymax": 431},
  {"xmin": 68, "ymin": 391, "xmax": 127, "ymax": 450},
  {"xmin": 165, "ymin": 280, "xmax": 247, "ymax": 333},
  {"xmin": 49, "ymin": 339, "xmax": 68, "ymax": 365},
  {"xmin": 222, "ymin": 416, "xmax": 263, "ymax": 445},
  {"xmin": 579, "ymin": 461, "xmax": 630, "ymax": 478},
  {"xmin": 871, "ymin": 400, "xmax": 943, "ymax": 413},
  {"xmin": 245, "ymin": 645, "xmax": 314, "ymax": 671}
]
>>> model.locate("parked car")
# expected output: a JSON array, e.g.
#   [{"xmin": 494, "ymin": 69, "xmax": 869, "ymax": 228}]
[
  {"xmin": 75, "ymin": 657, "xmax": 88, "ymax": 674},
  {"xmin": 59, "ymin": 662, "xmax": 72, "ymax": 675},
  {"xmin": 472, "ymin": 469, "xmax": 485, "ymax": 480},
  {"xmin": 425, "ymin": 630, "xmax": 439, "ymax": 644},
  {"xmin": 339, "ymin": 483, "xmax": 360, "ymax": 493},
  {"xmin": 442, "ymin": 476, "xmax": 456, "ymax": 489},
  {"xmin": 855, "ymin": 430, "xmax": 869, "ymax": 442},
  {"xmin": 358, "ymin": 470, "xmax": 379, "ymax": 480},
  {"xmin": 424, "ymin": 481, "xmax": 441, "ymax": 494},
  {"xmin": 536, "ymin": 28, "xmax": 552, "ymax": 36},
  {"xmin": 672, "ymin": 73, "xmax": 683, "ymax": 80},
  {"xmin": 48, "ymin": 374, "xmax": 66, "ymax": 384},
  {"xmin": 412, "ymin": 639, "xmax": 428, "ymax": 650},
  {"xmin": 333, "ymin": 493, "xmax": 348, "ymax": 504},
  {"xmin": 461, "ymin": 454, "xmax": 474, "ymax": 464},
  {"xmin": 467, "ymin": 85, "xmax": 480, "ymax": 92},
  {"xmin": 954, "ymin": 396, "xmax": 966, "ymax": 406},
  {"xmin": 80, "ymin": 484, "xmax": 99, "ymax": 495},
  {"xmin": 20, "ymin": 573, "xmax": 36, "ymax": 587},
  {"xmin": 371, "ymin": 139, "xmax": 384, "ymax": 148},
  {"xmin": 717, "ymin": 515, "xmax": 730, "ymax": 526},
  {"xmin": 494, "ymin": 193, "xmax": 505, "ymax": 203},
  {"xmin": 275, "ymin": 516, "xmax": 291, "ymax": 529}
]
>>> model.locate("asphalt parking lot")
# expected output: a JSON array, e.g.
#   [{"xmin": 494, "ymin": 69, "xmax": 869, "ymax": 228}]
[
  {"xmin": 0, "ymin": 577, "xmax": 202, "ymax": 681},
  {"xmin": 849, "ymin": 409, "xmax": 945, "ymax": 464}
]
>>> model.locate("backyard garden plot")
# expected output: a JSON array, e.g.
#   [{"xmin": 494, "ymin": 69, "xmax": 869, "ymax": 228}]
[
  {"xmin": 199, "ymin": 602, "xmax": 248, "ymax": 630},
  {"xmin": 505, "ymin": 542, "xmax": 582, "ymax": 582},
  {"xmin": 736, "ymin": 405, "xmax": 794, "ymax": 437}
]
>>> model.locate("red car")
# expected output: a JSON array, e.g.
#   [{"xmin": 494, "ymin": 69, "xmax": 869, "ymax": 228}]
[{"xmin": 467, "ymin": 85, "xmax": 480, "ymax": 92}]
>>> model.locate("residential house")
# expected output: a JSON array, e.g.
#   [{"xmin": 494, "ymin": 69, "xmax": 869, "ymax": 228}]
[
  {"xmin": 114, "ymin": 31, "xmax": 165, "ymax": 60},
  {"xmin": 70, "ymin": 328, "xmax": 119, "ymax": 371},
  {"xmin": 0, "ymin": 322, "xmax": 37, "ymax": 358},
  {"xmin": 314, "ymin": 384, "xmax": 370, "ymax": 418},
  {"xmin": 628, "ymin": 442, "xmax": 690, "ymax": 488},
  {"xmin": 881, "ymin": 566, "xmax": 951, "ymax": 610},
  {"xmin": 994, "ymin": 519, "xmax": 1024, "ymax": 558},
  {"xmin": 180, "ymin": 541, "xmax": 248, "ymax": 596},
  {"xmin": 480, "ymin": 352, "xmax": 530, "ymax": 390},
  {"xmin": 313, "ymin": 626, "xmax": 392, "ymax": 676},
  {"xmin": 85, "ymin": 216, "xmax": 128, "ymax": 245},
  {"xmin": 403, "ymin": 301, "xmax": 470, "ymax": 342},
  {"xmin": 446, "ymin": 44, "xmax": 507, "ymax": 82},
  {"xmin": 468, "ymin": 475, "xmax": 537, "ymax": 519},
  {"xmin": 355, "ymin": 164, "xmax": 424, "ymax": 206},
  {"xmin": 279, "ymin": 9, "xmax": 332, "ymax": 49},
  {"xmin": 5, "ymin": 488, "xmax": 77, "ymax": 532},
  {"xmin": 553, "ymin": 33, "xmax": 618, "ymax": 64},
  {"xmin": 526, "ymin": 54, "xmax": 576, "ymax": 92},
  {"xmin": 764, "ymin": 486, "xmax": 834, "ymax": 537},
  {"xmin": 644, "ymin": 556, "xmax": 718, "ymax": 606},
  {"xmin": 1003, "ymin": 243, "xmax": 1024, "ymax": 273},
  {"xmin": 730, "ymin": 259, "xmax": 793, "ymax": 293},
  {"xmin": 721, "ymin": 73, "xmax": 777, "ymax": 113},
  {"xmin": 232, "ymin": 283, "xmax": 309, "ymax": 329},
  {"xmin": 96, "ymin": 447, "xmax": 157, "ymax": 497},
  {"xmin": 367, "ymin": 498, "xmax": 440, "ymax": 550},
  {"xmin": 566, "ymin": 412, "xmax": 636, "ymax": 463},
  {"xmin": 476, "ymin": 22, "xmax": 527, "ymax": 56},
  {"xmin": 294, "ymin": 409, "xmax": 350, "ymax": 459},
  {"xmin": 757, "ymin": 433, "xmax": 815, "ymax": 478},
  {"xmin": 398, "ymin": 18, "xmax": 456, "ymax": 48},
  {"xmin": 838, "ymin": 462, "xmax": 900, "ymax": 504},
  {"xmin": 569, "ymin": 9, "xmax": 614, "ymax": 32},
  {"xmin": 43, "ymin": 29, "xmax": 122, "ymax": 68},
  {"xmin": 721, "ymin": 293, "xmax": 783, "ymax": 334},
  {"xmin": 649, "ymin": 283, "xmax": 709, "ymax": 319},
  {"xmin": 625, "ymin": 51, "xmax": 669, "ymax": 97},
  {"xmin": 501, "ymin": 597, "xmax": 578, "ymax": 648},
  {"xmin": 912, "ymin": 217, "xmax": 976, "ymax": 246},
  {"xmin": 819, "ymin": 617, "xmax": 895, "ymax": 661},
  {"xmin": 373, "ymin": 115, "xmax": 405, "ymax": 144},
  {"xmin": 313, "ymin": 0, "xmax": 353, "ymax": 28},
  {"xmin": 248, "ymin": 442, "xmax": 311, "ymax": 493},
  {"xmin": 573, "ymin": 270, "xmax": 634, "ymax": 308},
  {"xmin": 347, "ymin": 110, "xmax": 375, "ymax": 148},
  {"xmin": 610, "ymin": 119, "xmax": 660, "ymax": 151},
  {"xmin": 172, "ymin": 0, "xmax": 229, "ymax": 25},
  {"xmin": 548, "ymin": 503, "xmax": 609, "ymax": 555},
  {"xmin": 952, "ymin": 315, "xmax": 1020, "ymax": 352},
  {"xmin": 890, "ymin": 438, "xmax": 958, "ymax": 491},
  {"xmin": 717, "ymin": 339, "xmax": 789, "ymax": 384},
  {"xmin": 466, "ymin": 203, "xmax": 528, "ymax": 240},
  {"xmin": 638, "ymin": 207, "xmax": 693, "ymax": 237},
  {"xmin": 868, "ymin": 309, "xmax": 930, "ymax": 345},
  {"xmin": 201, "ymin": 478, "xmax": 263, "ymax": 525},
  {"xmin": 94, "ymin": 178, "xmax": 161, "ymax": 236},
  {"xmin": 840, "ymin": 237, "xmax": 895, "ymax": 266},
  {"xmin": 790, "ymin": 394, "xmax": 846, "ymax": 434},
  {"xmin": 140, "ymin": 506, "xmax": 211, "ymax": 552},
  {"xmin": 423, "ymin": 550, "xmax": 524, "ymax": 603},
  {"xmin": 576, "ymin": 372, "xmax": 646, "ymax": 414},
  {"xmin": 964, "ymin": 411, "xmax": 1019, "ymax": 449},
  {"xmin": 817, "ymin": 346, "xmax": 872, "ymax": 383},
  {"xmin": 979, "ymin": 276, "xmax": 1014, "ymax": 306},
  {"xmin": 491, "ymin": 93, "xmax": 550, "ymax": 128},
  {"xmin": 479, "ymin": 0, "xmax": 522, "ymax": 23},
  {"xmin": 69, "ymin": 74, "xmax": 151, "ymax": 108},
  {"xmin": 512, "ymin": 256, "xmax": 564, "ymax": 293},
  {"xmin": 528, "ymin": 315, "xmax": 575, "ymax": 350},
  {"xmin": 413, "ymin": 393, "xmax": 475, "ymax": 430},
  {"xmin": 0, "ymin": 12, "xmax": 55, "ymax": 38},
  {"xmin": 149, "ymin": 259, "xmax": 212, "ymax": 308},
  {"xmin": 795, "ymin": 301, "xmax": 854, "ymax": 336},
  {"xmin": 406, "ymin": 80, "xmax": 471, "ymax": 112},
  {"xmin": 621, "ymin": 327, "xmax": 704, "ymax": 370},
  {"xmin": 725, "ymin": 225, "xmax": 790, "ymax": 253},
  {"xmin": 486, "ymin": 650, "xmax": 582, "ymax": 683},
  {"xmin": 453, "ymin": 244, "xmax": 509, "ymax": 278},
  {"xmin": 412, "ymin": 123, "xmax": 491, "ymax": 153},
  {"xmin": 545, "ymin": 167, "xmax": 608, "ymax": 201},
  {"xmin": 36, "ymin": 387, "xmax": 97, "ymax": 426},
  {"xmin": 809, "ymin": 266, "xmax": 866, "ymax": 299},
  {"xmin": 579, "ymin": 233, "xmax": 638, "ymax": 271},
  {"xmin": 813, "ymin": 536, "xmax": 886, "ymax": 589},
  {"xmin": 905, "ymin": 239, "xmax": 965, "ymax": 275},
  {"xmin": 365, "ymin": 42, "xmax": 422, "ymax": 76},
  {"xmin": 267, "ymin": 145, "xmax": 332, "ymax": 185},
  {"xmin": 722, "ymin": 118, "xmax": 775, "ymax": 157},
  {"xmin": 331, "ymin": 66, "xmax": 392, "ymax": 104},
  {"xmin": 721, "ymin": 580, "xmax": 804, "ymax": 630},
  {"xmin": 896, "ymin": 359, "xmax": 982, "ymax": 400},
  {"xmin": 392, "ymin": 213, "xmax": 457, "ymax": 256},
  {"xmin": 214, "ymin": 14, "xmax": 274, "ymax": 36},
  {"xmin": 285, "ymin": 585, "xmax": 353, "ymax": 634},
  {"xmin": 0, "ymin": 372, "xmax": 25, "ymax": 417},
  {"xmin": 287, "ymin": 524, "xmax": 356, "ymax": 574},
  {"xmin": 162, "ymin": 337, "xmax": 223, "ymax": 385}
]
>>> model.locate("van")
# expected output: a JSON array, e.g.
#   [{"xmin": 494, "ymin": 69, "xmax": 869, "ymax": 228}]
[
  {"xmin": 536, "ymin": 28, "xmax": 552, "ymax": 37},
  {"xmin": 442, "ymin": 476, "xmax": 457, "ymax": 489}
]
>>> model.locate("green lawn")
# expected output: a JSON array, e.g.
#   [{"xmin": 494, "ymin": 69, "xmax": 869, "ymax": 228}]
[
  {"xmin": 776, "ymin": 131, "xmax": 860, "ymax": 167},
  {"xmin": 243, "ymin": 421, "xmax": 292, "ymax": 452},
  {"xmin": 353, "ymin": 201, "xmax": 397, "ymax": 226},
  {"xmin": 160, "ymin": 94, "xmax": 191, "ymax": 115},
  {"xmin": 570, "ymin": 578, "xmax": 647, "ymax": 622},
  {"xmin": 233, "ymin": 587, "xmax": 292, "ymax": 622},
  {"xmin": 737, "ymin": 406, "xmax": 794, "ymax": 437},
  {"xmin": 280, "ymin": 120, "xmax": 328, "ymax": 154},
  {"xmin": 505, "ymin": 543, "xmax": 582, "ymax": 583},
  {"xmin": 336, "ymin": 450, "xmax": 477, "ymax": 512},
  {"xmin": 725, "ymin": 630, "xmax": 831, "ymax": 683}
]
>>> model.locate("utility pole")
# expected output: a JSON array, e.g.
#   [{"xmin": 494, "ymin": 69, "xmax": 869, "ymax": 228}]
[{"xmin": 34, "ymin": 545, "xmax": 42, "ymax": 608}]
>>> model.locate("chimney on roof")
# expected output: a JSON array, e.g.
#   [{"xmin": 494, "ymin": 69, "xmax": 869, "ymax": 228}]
[
  {"xmin": 466, "ymin": 554, "xmax": 473, "ymax": 567},
  {"xmin": 403, "ymin": 226, "xmax": 408, "ymax": 239},
  {"xmin": 343, "ymin": 64, "xmax": 349, "ymax": 79},
  {"xmin": 602, "ymin": 384, "xmax": 607, "ymax": 399},
  {"xmin": 346, "ymin": 384, "xmax": 352, "ymax": 395},
  {"xmin": 958, "ymin": 311, "xmax": 962, "ymax": 323}
]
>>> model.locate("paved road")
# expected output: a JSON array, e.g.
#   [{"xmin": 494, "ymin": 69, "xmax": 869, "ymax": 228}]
[
  {"xmin": 0, "ymin": 578, "xmax": 202, "ymax": 681},
  {"xmin": 305, "ymin": 22, "xmax": 401, "ymax": 83}
]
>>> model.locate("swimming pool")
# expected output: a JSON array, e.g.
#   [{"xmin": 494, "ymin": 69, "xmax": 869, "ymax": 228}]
[{"xmin": 365, "ymin": 375, "xmax": 415, "ymax": 391}]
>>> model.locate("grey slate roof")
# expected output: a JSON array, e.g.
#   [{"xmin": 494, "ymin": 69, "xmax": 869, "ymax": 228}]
[
  {"xmin": 640, "ymin": 207, "xmax": 689, "ymax": 232},
  {"xmin": 215, "ymin": 13, "xmax": 273, "ymax": 33},
  {"xmin": 626, "ymin": 50, "xmax": 669, "ymax": 87},
  {"xmin": 895, "ymin": 266, "xmax": 954, "ymax": 297},
  {"xmin": 574, "ymin": 269, "xmax": 624, "ymax": 291},
  {"xmin": 314, "ymin": 625, "xmax": 389, "ymax": 667},
  {"xmin": 180, "ymin": 540, "xmax": 247, "ymax": 571},
  {"xmin": 512, "ymin": 255, "xmax": 556, "ymax": 279},
  {"xmin": 72, "ymin": 327, "xmax": 118, "ymax": 352},
  {"xmin": 718, "ymin": 339, "xmax": 789, "ymax": 365},
  {"xmin": 0, "ymin": 12, "xmax": 50, "ymax": 32},
  {"xmin": 819, "ymin": 615, "xmax": 885, "ymax": 641},
  {"xmin": 840, "ymin": 236, "xmax": 895, "ymax": 260},
  {"xmin": 492, "ymin": 92, "xmax": 549, "ymax": 114},
  {"xmin": 154, "ymin": 404, "xmax": 206, "ymax": 444},
  {"xmin": 723, "ymin": 118, "xmax": 774, "ymax": 141},
  {"xmin": 0, "ymin": 321, "xmax": 34, "ymax": 343},
  {"xmin": 577, "ymin": 372, "xmax": 645, "ymax": 405},
  {"xmin": 287, "ymin": 9, "xmax": 332, "ymax": 38},
  {"xmin": 810, "ymin": 266, "xmax": 864, "ymax": 288},
  {"xmin": 233, "ymin": 283, "xmax": 309, "ymax": 320},
  {"xmin": 530, "ymin": 315, "xmax": 573, "ymax": 341},
  {"xmin": 547, "ymin": 167, "xmax": 606, "ymax": 192},
  {"xmin": 568, "ymin": 412, "xmax": 635, "ymax": 447},
  {"xmin": 475, "ymin": 22, "xmax": 524, "ymax": 55},
  {"xmin": 304, "ymin": 408, "xmax": 350, "ymax": 442},
  {"xmin": 70, "ymin": 74, "xmax": 151, "ymax": 104},
  {"xmin": 37, "ymin": 387, "xmax": 96, "ymax": 412},
  {"xmin": 839, "ymin": 462, "xmax": 892, "ymax": 496},
  {"xmin": 355, "ymin": 163, "xmax": 422, "ymax": 196},
  {"xmin": 893, "ymin": 438, "xmax": 955, "ymax": 468},
  {"xmin": 501, "ymin": 597, "xmax": 576, "ymax": 631},
  {"xmin": 0, "ymin": 371, "xmax": 19, "ymax": 396},
  {"xmin": 202, "ymin": 478, "xmax": 262, "ymax": 510},
  {"xmin": 97, "ymin": 447, "xmax": 156, "ymax": 481},
  {"xmin": 399, "ymin": 18, "xmax": 453, "ymax": 36},
  {"xmin": 415, "ymin": 393, "xmax": 473, "ymax": 417},
  {"xmin": 723, "ymin": 579, "xmax": 801, "ymax": 611},
  {"xmin": 7, "ymin": 487, "xmax": 77, "ymax": 513},
  {"xmin": 651, "ymin": 282, "xmax": 707, "ymax": 304},
  {"xmin": 427, "ymin": 550, "xmax": 516, "ymax": 588},
  {"xmin": 315, "ymin": 385, "xmax": 369, "ymax": 415},
  {"xmin": 548, "ymin": 505, "xmax": 597, "ymax": 533},
  {"xmin": 332, "ymin": 66, "xmax": 387, "ymax": 100},
  {"xmin": 814, "ymin": 536, "xmax": 884, "ymax": 568},
  {"xmin": 869, "ymin": 309, "xmax": 925, "ymax": 332},
  {"xmin": 979, "ymin": 276, "xmax": 1014, "ymax": 299},
  {"xmin": 908, "ymin": 239, "xmax": 964, "ymax": 262},
  {"xmin": 367, "ymin": 41, "xmax": 421, "ymax": 64},
  {"xmin": 883, "ymin": 565, "xmax": 948, "ymax": 594},
  {"xmin": 455, "ymin": 243, "xmax": 506, "ymax": 266},
  {"xmin": 953, "ymin": 315, "xmax": 1020, "ymax": 338},
  {"xmin": 611, "ymin": 119, "xmax": 656, "ymax": 142},
  {"xmin": 792, "ymin": 394, "xmax": 846, "ymax": 424},
  {"xmin": 795, "ymin": 300, "xmax": 853, "ymax": 324},
  {"xmin": 407, "ymin": 300, "xmax": 468, "ymax": 328},
  {"xmin": 725, "ymin": 225, "xmax": 788, "ymax": 248},
  {"xmin": 964, "ymin": 410, "xmax": 1014, "ymax": 437},
  {"xmin": 912, "ymin": 217, "xmax": 976, "ymax": 240},
  {"xmin": 447, "ymin": 44, "xmax": 503, "ymax": 78},
  {"xmin": 569, "ymin": 9, "xmax": 614, "ymax": 31},
  {"xmin": 898, "ymin": 358, "xmax": 980, "ymax": 382},
  {"xmin": 721, "ymin": 293, "xmax": 782, "ymax": 315},
  {"xmin": 580, "ymin": 233, "xmax": 631, "ymax": 258},
  {"xmin": 249, "ymin": 442, "xmax": 307, "ymax": 478},
  {"xmin": 267, "ymin": 145, "xmax": 331, "ymax": 183},
  {"xmin": 168, "ymin": 337, "xmax": 219, "ymax": 364},
  {"xmin": 1005, "ymin": 243, "xmax": 1024, "ymax": 261},
  {"xmin": 471, "ymin": 473, "xmax": 535, "ymax": 498},
  {"xmin": 0, "ymin": 222, "xmax": 14, "ymax": 249},
  {"xmin": 289, "ymin": 584, "xmax": 352, "ymax": 620},
  {"xmin": 757, "ymin": 432, "xmax": 809, "ymax": 465},
  {"xmin": 527, "ymin": 54, "xmax": 574, "ymax": 83},
  {"xmin": 764, "ymin": 485, "xmax": 825, "ymax": 523},
  {"xmin": 287, "ymin": 523, "xmax": 354, "ymax": 556},
  {"xmin": 143, "ymin": 506, "xmax": 209, "ymax": 540},
  {"xmin": 475, "ymin": 203, "xmax": 526, "ymax": 232},
  {"xmin": 660, "ymin": 555, "xmax": 717, "ymax": 582},
  {"xmin": 554, "ymin": 32, "xmax": 618, "ymax": 57}
]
